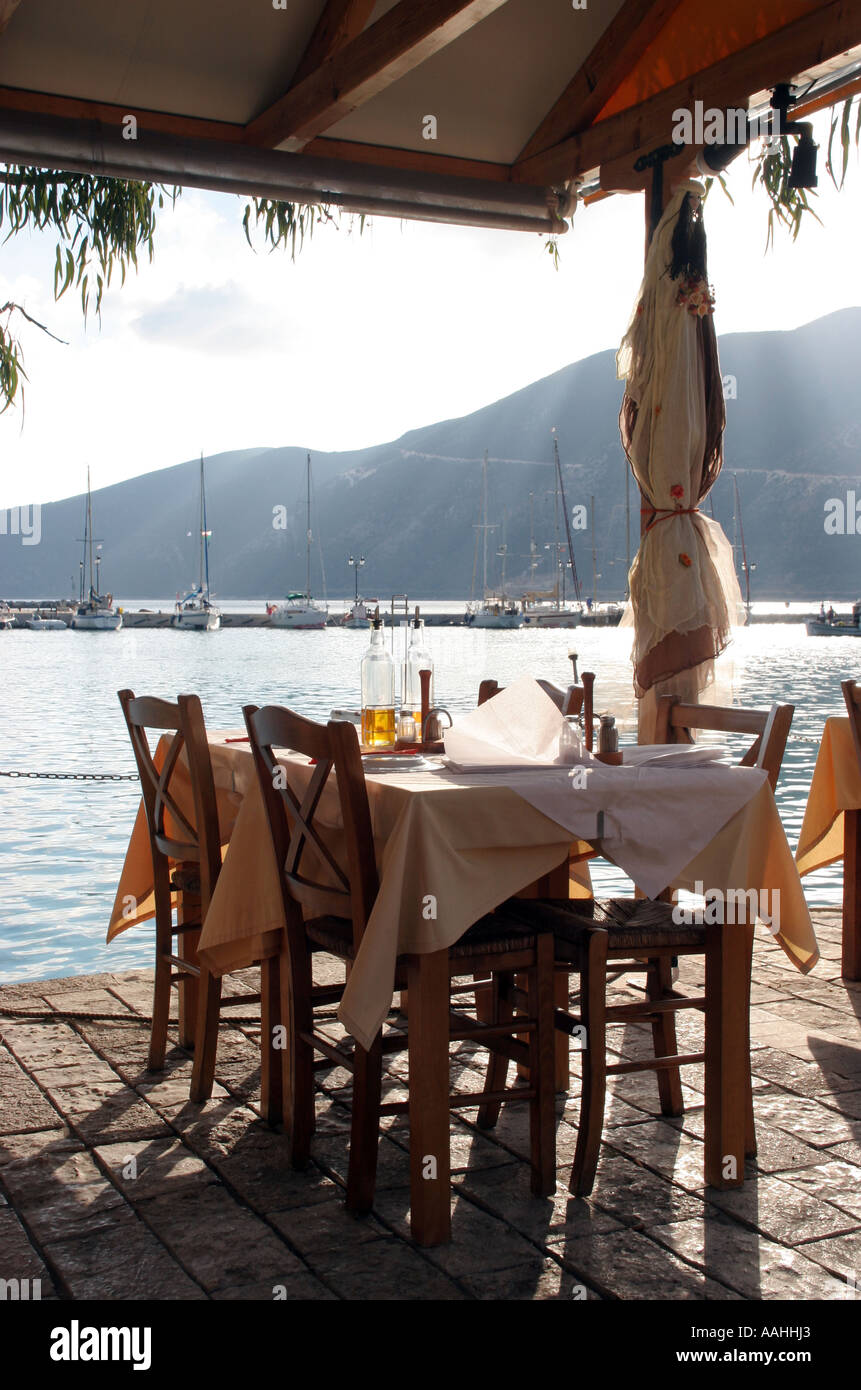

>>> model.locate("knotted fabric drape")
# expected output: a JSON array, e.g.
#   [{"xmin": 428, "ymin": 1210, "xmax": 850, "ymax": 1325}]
[{"xmin": 618, "ymin": 179, "xmax": 743, "ymax": 700}]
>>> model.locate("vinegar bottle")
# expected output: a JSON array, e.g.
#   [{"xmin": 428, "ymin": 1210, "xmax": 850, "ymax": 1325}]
[
  {"xmin": 361, "ymin": 607, "xmax": 395, "ymax": 747},
  {"xmin": 402, "ymin": 607, "xmax": 433, "ymax": 739}
]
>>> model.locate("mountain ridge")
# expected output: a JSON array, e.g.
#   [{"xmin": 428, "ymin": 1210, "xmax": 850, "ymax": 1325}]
[{"xmin": 2, "ymin": 307, "xmax": 861, "ymax": 601}]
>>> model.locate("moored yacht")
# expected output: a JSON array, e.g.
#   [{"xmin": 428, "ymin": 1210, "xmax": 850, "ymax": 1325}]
[
  {"xmin": 269, "ymin": 453, "xmax": 328, "ymax": 630},
  {"xmin": 342, "ymin": 598, "xmax": 378, "ymax": 629},
  {"xmin": 172, "ymin": 454, "xmax": 221, "ymax": 631},
  {"xmin": 71, "ymin": 470, "xmax": 122, "ymax": 631}
]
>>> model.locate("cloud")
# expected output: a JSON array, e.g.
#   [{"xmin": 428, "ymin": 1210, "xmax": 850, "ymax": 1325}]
[{"xmin": 129, "ymin": 282, "xmax": 283, "ymax": 356}]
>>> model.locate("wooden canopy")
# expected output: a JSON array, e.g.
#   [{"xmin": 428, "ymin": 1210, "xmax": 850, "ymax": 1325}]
[{"xmin": 0, "ymin": 0, "xmax": 859, "ymax": 232}]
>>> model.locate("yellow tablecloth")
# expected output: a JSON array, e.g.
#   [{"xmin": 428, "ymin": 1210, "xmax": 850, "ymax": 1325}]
[
  {"xmin": 796, "ymin": 717, "xmax": 861, "ymax": 876},
  {"xmin": 110, "ymin": 735, "xmax": 819, "ymax": 1052}
]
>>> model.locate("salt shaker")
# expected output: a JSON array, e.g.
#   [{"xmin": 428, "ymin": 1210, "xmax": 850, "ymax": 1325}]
[{"xmin": 598, "ymin": 714, "xmax": 618, "ymax": 754}]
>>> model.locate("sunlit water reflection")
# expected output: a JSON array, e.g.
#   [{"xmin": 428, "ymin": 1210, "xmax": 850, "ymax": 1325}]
[{"xmin": 0, "ymin": 614, "xmax": 852, "ymax": 983}]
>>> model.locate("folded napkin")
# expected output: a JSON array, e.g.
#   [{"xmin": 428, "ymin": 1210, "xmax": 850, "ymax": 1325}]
[{"xmin": 444, "ymin": 675, "xmax": 593, "ymax": 770}]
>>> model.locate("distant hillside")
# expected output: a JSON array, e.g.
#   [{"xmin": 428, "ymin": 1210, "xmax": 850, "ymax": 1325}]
[{"xmin": 2, "ymin": 308, "xmax": 861, "ymax": 601}]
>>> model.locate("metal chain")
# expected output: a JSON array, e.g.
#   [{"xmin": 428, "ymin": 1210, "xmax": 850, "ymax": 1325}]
[{"xmin": 0, "ymin": 770, "xmax": 139, "ymax": 781}]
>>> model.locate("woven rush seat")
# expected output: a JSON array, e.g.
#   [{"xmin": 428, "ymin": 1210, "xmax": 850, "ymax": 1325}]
[
  {"xmin": 305, "ymin": 909, "xmax": 568, "ymax": 959},
  {"xmin": 500, "ymin": 896, "xmax": 706, "ymax": 953}
]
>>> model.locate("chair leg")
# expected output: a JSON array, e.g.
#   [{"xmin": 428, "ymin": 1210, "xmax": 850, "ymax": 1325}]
[
  {"xmin": 346, "ymin": 1034, "xmax": 383, "ymax": 1214},
  {"xmin": 189, "ymin": 967, "xmax": 221, "ymax": 1103},
  {"xmin": 476, "ymin": 972, "xmax": 513, "ymax": 1130},
  {"xmin": 648, "ymin": 956, "xmax": 684, "ymax": 1117},
  {"xmin": 259, "ymin": 955, "xmax": 283, "ymax": 1128},
  {"xmin": 148, "ymin": 939, "xmax": 172, "ymax": 1072},
  {"xmin": 570, "ymin": 929, "xmax": 608, "ymax": 1197},
  {"xmin": 288, "ymin": 948, "xmax": 316, "ymax": 1170},
  {"xmin": 528, "ymin": 934, "xmax": 557, "ymax": 1196}
]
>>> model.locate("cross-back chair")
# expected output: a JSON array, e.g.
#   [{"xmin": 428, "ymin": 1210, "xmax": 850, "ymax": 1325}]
[
  {"xmin": 477, "ymin": 677, "xmax": 584, "ymax": 716},
  {"xmin": 244, "ymin": 702, "xmax": 560, "ymax": 1222},
  {"xmin": 118, "ymin": 689, "xmax": 277, "ymax": 1113},
  {"xmin": 654, "ymin": 697, "xmax": 794, "ymax": 792},
  {"xmin": 499, "ymin": 697, "xmax": 795, "ymax": 1197}
]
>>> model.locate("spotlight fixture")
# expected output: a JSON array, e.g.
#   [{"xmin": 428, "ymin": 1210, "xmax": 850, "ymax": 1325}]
[
  {"xmin": 788, "ymin": 128, "xmax": 818, "ymax": 189},
  {"xmin": 771, "ymin": 83, "xmax": 818, "ymax": 189}
]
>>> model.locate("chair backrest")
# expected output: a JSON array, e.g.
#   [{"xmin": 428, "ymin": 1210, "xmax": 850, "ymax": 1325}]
[
  {"xmin": 117, "ymin": 689, "xmax": 222, "ymax": 908},
  {"xmin": 653, "ymin": 696, "xmax": 794, "ymax": 792},
  {"xmin": 842, "ymin": 680, "xmax": 861, "ymax": 765},
  {"xmin": 243, "ymin": 704, "xmax": 378, "ymax": 953},
  {"xmin": 477, "ymin": 678, "xmax": 584, "ymax": 716}
]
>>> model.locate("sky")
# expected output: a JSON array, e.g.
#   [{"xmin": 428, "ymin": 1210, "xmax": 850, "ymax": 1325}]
[{"xmin": 1, "ymin": 107, "xmax": 861, "ymax": 507}]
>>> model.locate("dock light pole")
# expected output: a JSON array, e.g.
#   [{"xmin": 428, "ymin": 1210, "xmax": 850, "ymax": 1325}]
[{"xmin": 348, "ymin": 554, "xmax": 365, "ymax": 603}]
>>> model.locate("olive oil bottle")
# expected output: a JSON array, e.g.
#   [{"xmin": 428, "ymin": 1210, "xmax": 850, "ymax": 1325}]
[{"xmin": 361, "ymin": 607, "xmax": 395, "ymax": 747}]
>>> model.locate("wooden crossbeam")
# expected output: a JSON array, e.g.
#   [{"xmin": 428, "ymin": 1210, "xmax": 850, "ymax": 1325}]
[
  {"xmin": 245, "ymin": 0, "xmax": 511, "ymax": 151},
  {"xmin": 0, "ymin": 84, "xmax": 245, "ymax": 144},
  {"xmin": 308, "ymin": 134, "xmax": 510, "ymax": 182},
  {"xmin": 516, "ymin": 0, "xmax": 684, "ymax": 165},
  {"xmin": 512, "ymin": 0, "xmax": 861, "ymax": 186},
  {"xmin": 291, "ymin": 0, "xmax": 378, "ymax": 89}
]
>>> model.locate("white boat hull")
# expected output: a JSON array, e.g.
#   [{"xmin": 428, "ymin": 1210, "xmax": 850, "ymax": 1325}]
[
  {"xmin": 171, "ymin": 610, "xmax": 221, "ymax": 631},
  {"xmin": 26, "ymin": 618, "xmax": 67, "ymax": 630},
  {"xmin": 523, "ymin": 610, "xmax": 581, "ymax": 629},
  {"xmin": 806, "ymin": 620, "xmax": 861, "ymax": 637},
  {"xmin": 270, "ymin": 604, "xmax": 328, "ymax": 630},
  {"xmin": 468, "ymin": 612, "xmax": 524, "ymax": 629},
  {"xmin": 72, "ymin": 611, "xmax": 122, "ymax": 631}
]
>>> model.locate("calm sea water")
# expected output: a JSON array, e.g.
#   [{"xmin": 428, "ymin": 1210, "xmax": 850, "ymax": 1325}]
[{"xmin": 0, "ymin": 604, "xmax": 853, "ymax": 984}]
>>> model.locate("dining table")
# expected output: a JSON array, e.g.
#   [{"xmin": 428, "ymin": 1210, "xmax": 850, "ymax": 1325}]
[
  {"xmin": 796, "ymin": 714, "xmax": 861, "ymax": 979},
  {"xmin": 109, "ymin": 723, "xmax": 819, "ymax": 1246}
]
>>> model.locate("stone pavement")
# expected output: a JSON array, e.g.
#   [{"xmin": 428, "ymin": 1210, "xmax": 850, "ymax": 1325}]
[{"xmin": 1, "ymin": 908, "xmax": 860, "ymax": 1301}]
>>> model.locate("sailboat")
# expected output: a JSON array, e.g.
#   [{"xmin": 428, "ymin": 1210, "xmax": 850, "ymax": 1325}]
[
  {"xmin": 732, "ymin": 473, "xmax": 754, "ymax": 619},
  {"xmin": 270, "ymin": 453, "xmax": 328, "ymax": 630},
  {"xmin": 172, "ymin": 454, "xmax": 221, "ymax": 630},
  {"xmin": 71, "ymin": 469, "xmax": 122, "ymax": 631},
  {"xmin": 578, "ymin": 494, "xmax": 624, "ymax": 627},
  {"xmin": 522, "ymin": 432, "xmax": 582, "ymax": 628},
  {"xmin": 465, "ymin": 452, "xmax": 524, "ymax": 628}
]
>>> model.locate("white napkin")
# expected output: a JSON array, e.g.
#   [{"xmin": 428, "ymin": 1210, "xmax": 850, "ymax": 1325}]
[
  {"xmin": 444, "ymin": 675, "xmax": 593, "ymax": 770},
  {"xmin": 621, "ymin": 744, "xmax": 728, "ymax": 768}
]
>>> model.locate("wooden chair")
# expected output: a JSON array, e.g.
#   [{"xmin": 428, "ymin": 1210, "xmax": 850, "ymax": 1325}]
[
  {"xmin": 500, "ymin": 698, "xmax": 795, "ymax": 1196},
  {"xmin": 118, "ymin": 690, "xmax": 279, "ymax": 1115},
  {"xmin": 654, "ymin": 697, "xmax": 794, "ymax": 793},
  {"xmin": 243, "ymin": 702, "xmax": 560, "ymax": 1218},
  {"xmin": 478, "ymin": 677, "xmax": 584, "ymax": 716}
]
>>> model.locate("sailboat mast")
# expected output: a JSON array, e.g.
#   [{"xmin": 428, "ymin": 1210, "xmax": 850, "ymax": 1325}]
[
  {"xmin": 733, "ymin": 473, "xmax": 751, "ymax": 608},
  {"xmin": 553, "ymin": 431, "xmax": 582, "ymax": 607},
  {"xmin": 201, "ymin": 454, "xmax": 212, "ymax": 601},
  {"xmin": 553, "ymin": 472, "xmax": 560, "ymax": 609},
  {"xmin": 306, "ymin": 452, "xmax": 312, "ymax": 600},
  {"xmin": 481, "ymin": 450, "xmax": 489, "ymax": 598},
  {"xmin": 529, "ymin": 492, "xmax": 537, "ymax": 584},
  {"xmin": 591, "ymin": 494, "xmax": 598, "ymax": 603},
  {"xmin": 199, "ymin": 454, "xmax": 205, "ymax": 595},
  {"xmin": 87, "ymin": 467, "xmax": 95, "ymax": 599}
]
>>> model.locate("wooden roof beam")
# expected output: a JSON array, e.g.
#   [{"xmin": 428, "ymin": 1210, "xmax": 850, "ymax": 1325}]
[
  {"xmin": 512, "ymin": 0, "xmax": 861, "ymax": 185},
  {"xmin": 290, "ymin": 0, "xmax": 378, "ymax": 89},
  {"xmin": 245, "ymin": 0, "xmax": 511, "ymax": 151},
  {"xmin": 516, "ymin": 0, "xmax": 684, "ymax": 165}
]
